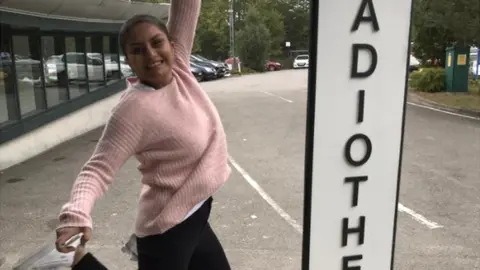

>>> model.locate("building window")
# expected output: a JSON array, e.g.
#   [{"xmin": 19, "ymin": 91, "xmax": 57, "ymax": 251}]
[
  {"xmin": 0, "ymin": 14, "xmax": 134, "ymax": 144},
  {"xmin": 103, "ymin": 36, "xmax": 122, "ymax": 84},
  {"xmin": 0, "ymin": 41, "xmax": 17, "ymax": 125},
  {"xmin": 42, "ymin": 36, "xmax": 69, "ymax": 108},
  {"xmin": 118, "ymin": 46, "xmax": 133, "ymax": 78},
  {"xmin": 86, "ymin": 36, "xmax": 105, "ymax": 91},
  {"xmin": 65, "ymin": 36, "xmax": 88, "ymax": 99},
  {"xmin": 12, "ymin": 35, "xmax": 46, "ymax": 117}
]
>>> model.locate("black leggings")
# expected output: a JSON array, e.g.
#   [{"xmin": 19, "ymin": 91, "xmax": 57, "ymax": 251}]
[
  {"xmin": 73, "ymin": 197, "xmax": 230, "ymax": 270},
  {"xmin": 72, "ymin": 253, "xmax": 107, "ymax": 270}
]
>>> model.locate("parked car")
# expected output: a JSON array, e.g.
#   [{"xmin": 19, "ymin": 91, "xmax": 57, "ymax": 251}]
[
  {"xmin": 103, "ymin": 54, "xmax": 133, "ymax": 78},
  {"xmin": 190, "ymin": 63, "xmax": 203, "ymax": 82},
  {"xmin": 293, "ymin": 54, "xmax": 309, "ymax": 69},
  {"xmin": 0, "ymin": 52, "xmax": 44, "ymax": 82},
  {"xmin": 409, "ymin": 55, "xmax": 420, "ymax": 72},
  {"xmin": 264, "ymin": 60, "xmax": 282, "ymax": 71},
  {"xmin": 194, "ymin": 54, "xmax": 230, "ymax": 76},
  {"xmin": 471, "ymin": 60, "xmax": 479, "ymax": 77},
  {"xmin": 191, "ymin": 55, "xmax": 228, "ymax": 78},
  {"xmin": 44, "ymin": 52, "xmax": 111, "ymax": 84},
  {"xmin": 190, "ymin": 61, "xmax": 216, "ymax": 81}
]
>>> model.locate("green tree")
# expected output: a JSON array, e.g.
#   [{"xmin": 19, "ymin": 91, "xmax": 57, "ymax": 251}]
[
  {"xmin": 193, "ymin": 0, "xmax": 230, "ymax": 59},
  {"xmin": 236, "ymin": 6, "xmax": 271, "ymax": 71},
  {"xmin": 269, "ymin": 0, "xmax": 309, "ymax": 52},
  {"xmin": 431, "ymin": 0, "xmax": 480, "ymax": 46},
  {"xmin": 412, "ymin": 0, "xmax": 480, "ymax": 64},
  {"xmin": 136, "ymin": 0, "xmax": 309, "ymax": 61},
  {"xmin": 246, "ymin": 0, "xmax": 285, "ymax": 58},
  {"xmin": 234, "ymin": 0, "xmax": 305, "ymax": 58},
  {"xmin": 263, "ymin": 8, "xmax": 285, "ymax": 58}
]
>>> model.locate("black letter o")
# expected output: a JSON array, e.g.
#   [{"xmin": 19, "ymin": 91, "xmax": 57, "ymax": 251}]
[{"xmin": 344, "ymin": 133, "xmax": 372, "ymax": 167}]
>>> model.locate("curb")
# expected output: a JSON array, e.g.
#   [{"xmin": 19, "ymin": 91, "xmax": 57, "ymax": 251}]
[{"xmin": 407, "ymin": 92, "xmax": 480, "ymax": 120}]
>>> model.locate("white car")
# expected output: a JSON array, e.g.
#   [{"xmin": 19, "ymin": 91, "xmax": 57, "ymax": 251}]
[
  {"xmin": 293, "ymin": 54, "xmax": 309, "ymax": 69},
  {"xmin": 471, "ymin": 60, "xmax": 478, "ymax": 77},
  {"xmin": 44, "ymin": 53, "xmax": 105, "ymax": 83},
  {"xmin": 409, "ymin": 55, "xmax": 420, "ymax": 72}
]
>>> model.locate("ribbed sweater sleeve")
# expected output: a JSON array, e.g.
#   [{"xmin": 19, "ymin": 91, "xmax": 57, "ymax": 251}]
[
  {"xmin": 167, "ymin": 0, "xmax": 201, "ymax": 62},
  {"xmin": 57, "ymin": 97, "xmax": 144, "ymax": 230}
]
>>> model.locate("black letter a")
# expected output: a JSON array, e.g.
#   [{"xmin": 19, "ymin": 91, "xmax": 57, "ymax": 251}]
[{"xmin": 351, "ymin": 0, "xmax": 380, "ymax": 32}]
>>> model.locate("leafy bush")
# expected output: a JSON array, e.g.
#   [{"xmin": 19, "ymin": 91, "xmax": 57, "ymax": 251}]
[
  {"xmin": 409, "ymin": 68, "xmax": 445, "ymax": 93},
  {"xmin": 240, "ymin": 67, "xmax": 257, "ymax": 74},
  {"xmin": 231, "ymin": 69, "xmax": 241, "ymax": 75},
  {"xmin": 469, "ymin": 79, "xmax": 480, "ymax": 95}
]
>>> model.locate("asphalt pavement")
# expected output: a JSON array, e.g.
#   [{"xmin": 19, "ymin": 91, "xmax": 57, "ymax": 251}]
[{"xmin": 0, "ymin": 69, "xmax": 479, "ymax": 269}]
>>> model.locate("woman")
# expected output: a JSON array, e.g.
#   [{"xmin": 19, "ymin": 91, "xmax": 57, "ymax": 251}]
[{"xmin": 54, "ymin": 1, "xmax": 232, "ymax": 269}]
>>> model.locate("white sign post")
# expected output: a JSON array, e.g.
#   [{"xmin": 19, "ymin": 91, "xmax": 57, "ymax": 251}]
[{"xmin": 302, "ymin": 0, "xmax": 413, "ymax": 269}]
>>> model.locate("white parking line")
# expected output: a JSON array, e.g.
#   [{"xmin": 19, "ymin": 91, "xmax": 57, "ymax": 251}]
[
  {"xmin": 229, "ymin": 156, "xmax": 443, "ymax": 231},
  {"xmin": 228, "ymin": 156, "xmax": 303, "ymax": 234},
  {"xmin": 398, "ymin": 203, "xmax": 444, "ymax": 229},
  {"xmin": 261, "ymin": 91, "xmax": 294, "ymax": 103},
  {"xmin": 407, "ymin": 102, "xmax": 480, "ymax": 121}
]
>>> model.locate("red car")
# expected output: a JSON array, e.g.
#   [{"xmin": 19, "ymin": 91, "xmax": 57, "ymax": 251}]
[{"xmin": 264, "ymin": 60, "xmax": 282, "ymax": 71}]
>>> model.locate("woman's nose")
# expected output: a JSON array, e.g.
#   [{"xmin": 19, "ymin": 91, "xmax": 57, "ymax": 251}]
[{"xmin": 144, "ymin": 46, "xmax": 157, "ymax": 58}]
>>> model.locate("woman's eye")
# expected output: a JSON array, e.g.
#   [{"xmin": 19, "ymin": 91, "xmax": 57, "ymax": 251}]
[
  {"xmin": 152, "ymin": 40, "xmax": 163, "ymax": 48},
  {"xmin": 130, "ymin": 47, "xmax": 142, "ymax": 54}
]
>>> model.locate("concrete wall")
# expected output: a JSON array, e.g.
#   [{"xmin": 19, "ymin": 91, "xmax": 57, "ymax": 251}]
[{"xmin": 0, "ymin": 92, "xmax": 123, "ymax": 171}]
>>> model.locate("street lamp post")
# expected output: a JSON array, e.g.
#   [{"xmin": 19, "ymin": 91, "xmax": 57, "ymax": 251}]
[{"xmin": 228, "ymin": 0, "xmax": 236, "ymax": 72}]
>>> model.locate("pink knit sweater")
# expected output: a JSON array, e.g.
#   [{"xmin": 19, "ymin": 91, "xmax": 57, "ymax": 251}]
[{"xmin": 57, "ymin": 0, "xmax": 231, "ymax": 237}]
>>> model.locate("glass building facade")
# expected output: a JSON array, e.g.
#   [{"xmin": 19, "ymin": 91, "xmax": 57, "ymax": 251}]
[{"xmin": 0, "ymin": 10, "xmax": 133, "ymax": 144}]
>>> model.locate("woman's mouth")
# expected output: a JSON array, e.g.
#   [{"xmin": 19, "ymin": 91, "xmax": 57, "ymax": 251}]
[{"xmin": 147, "ymin": 60, "xmax": 164, "ymax": 69}]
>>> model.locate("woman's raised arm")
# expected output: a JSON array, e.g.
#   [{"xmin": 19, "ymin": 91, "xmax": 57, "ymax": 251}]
[{"xmin": 167, "ymin": 0, "xmax": 201, "ymax": 62}]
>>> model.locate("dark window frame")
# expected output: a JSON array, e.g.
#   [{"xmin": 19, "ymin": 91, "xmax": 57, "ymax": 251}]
[
  {"xmin": 0, "ymin": 12, "xmax": 126, "ymax": 145},
  {"xmin": 1, "ymin": 25, "xmax": 22, "ymax": 124},
  {"xmin": 86, "ymin": 35, "xmax": 107, "ymax": 91}
]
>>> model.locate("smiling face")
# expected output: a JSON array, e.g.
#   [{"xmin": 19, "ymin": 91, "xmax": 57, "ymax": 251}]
[{"xmin": 124, "ymin": 22, "xmax": 175, "ymax": 89}]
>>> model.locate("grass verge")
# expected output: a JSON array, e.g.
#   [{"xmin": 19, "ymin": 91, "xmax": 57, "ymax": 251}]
[{"xmin": 409, "ymin": 80, "xmax": 480, "ymax": 112}]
